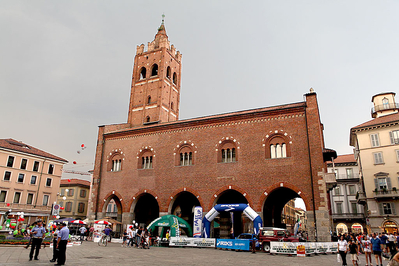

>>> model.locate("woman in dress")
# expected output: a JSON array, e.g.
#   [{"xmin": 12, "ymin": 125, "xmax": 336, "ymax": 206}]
[{"xmin": 361, "ymin": 234, "xmax": 373, "ymax": 266}]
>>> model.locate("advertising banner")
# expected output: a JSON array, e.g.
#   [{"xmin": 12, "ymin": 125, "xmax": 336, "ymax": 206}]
[
  {"xmin": 193, "ymin": 207, "xmax": 202, "ymax": 238},
  {"xmin": 270, "ymin": 242, "xmax": 338, "ymax": 255},
  {"xmin": 93, "ymin": 224, "xmax": 104, "ymax": 242},
  {"xmin": 216, "ymin": 239, "xmax": 250, "ymax": 251},
  {"xmin": 169, "ymin": 237, "xmax": 216, "ymax": 248}
]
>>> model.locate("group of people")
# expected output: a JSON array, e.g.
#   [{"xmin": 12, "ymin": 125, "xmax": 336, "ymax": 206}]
[
  {"xmin": 122, "ymin": 226, "xmax": 157, "ymax": 248},
  {"xmin": 25, "ymin": 219, "xmax": 70, "ymax": 266},
  {"xmin": 337, "ymin": 231, "xmax": 399, "ymax": 266}
]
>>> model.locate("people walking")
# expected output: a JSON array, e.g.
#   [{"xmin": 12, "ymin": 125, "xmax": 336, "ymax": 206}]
[
  {"xmin": 361, "ymin": 234, "xmax": 373, "ymax": 266},
  {"xmin": 29, "ymin": 219, "xmax": 46, "ymax": 261},
  {"xmin": 128, "ymin": 227, "xmax": 136, "ymax": 247},
  {"xmin": 55, "ymin": 222, "xmax": 70, "ymax": 266},
  {"xmin": 79, "ymin": 226, "xmax": 87, "ymax": 241},
  {"xmin": 338, "ymin": 235, "xmax": 349, "ymax": 266},
  {"xmin": 370, "ymin": 232, "xmax": 383, "ymax": 266}
]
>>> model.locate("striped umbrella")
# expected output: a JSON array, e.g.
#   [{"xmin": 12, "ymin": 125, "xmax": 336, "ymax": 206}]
[
  {"xmin": 70, "ymin": 220, "xmax": 86, "ymax": 225},
  {"xmin": 94, "ymin": 220, "xmax": 112, "ymax": 225}
]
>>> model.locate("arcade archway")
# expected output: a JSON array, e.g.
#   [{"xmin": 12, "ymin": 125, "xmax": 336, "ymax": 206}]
[
  {"xmin": 133, "ymin": 193, "xmax": 159, "ymax": 227},
  {"xmin": 102, "ymin": 195, "xmax": 123, "ymax": 234},
  {"xmin": 214, "ymin": 189, "xmax": 248, "ymax": 238},
  {"xmin": 170, "ymin": 191, "xmax": 201, "ymax": 227},
  {"xmin": 263, "ymin": 187, "xmax": 303, "ymax": 230}
]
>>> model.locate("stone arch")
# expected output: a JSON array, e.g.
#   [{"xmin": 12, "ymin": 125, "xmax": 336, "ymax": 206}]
[
  {"xmin": 167, "ymin": 188, "xmax": 202, "ymax": 227},
  {"xmin": 151, "ymin": 63, "xmax": 158, "ymax": 76},
  {"xmin": 99, "ymin": 190, "xmax": 126, "ymax": 213},
  {"xmin": 208, "ymin": 185, "xmax": 253, "ymax": 211},
  {"xmin": 128, "ymin": 189, "xmax": 160, "ymax": 212},
  {"xmin": 166, "ymin": 187, "xmax": 204, "ymax": 214},
  {"xmin": 139, "ymin": 67, "xmax": 146, "ymax": 80},
  {"xmin": 129, "ymin": 190, "xmax": 160, "ymax": 226}
]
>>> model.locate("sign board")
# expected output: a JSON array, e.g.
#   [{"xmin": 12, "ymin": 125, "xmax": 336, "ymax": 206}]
[
  {"xmin": 216, "ymin": 239, "xmax": 250, "ymax": 251},
  {"xmin": 52, "ymin": 205, "xmax": 60, "ymax": 216},
  {"xmin": 270, "ymin": 242, "xmax": 338, "ymax": 255},
  {"xmin": 193, "ymin": 207, "xmax": 202, "ymax": 238},
  {"xmin": 93, "ymin": 224, "xmax": 104, "ymax": 242},
  {"xmin": 296, "ymin": 244, "xmax": 306, "ymax": 257},
  {"xmin": 169, "ymin": 237, "xmax": 216, "ymax": 248}
]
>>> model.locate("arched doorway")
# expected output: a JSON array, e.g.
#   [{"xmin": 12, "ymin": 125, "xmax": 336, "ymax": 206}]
[
  {"xmin": 263, "ymin": 187, "xmax": 302, "ymax": 230},
  {"xmin": 383, "ymin": 220, "xmax": 398, "ymax": 234},
  {"xmin": 336, "ymin": 223, "xmax": 348, "ymax": 234},
  {"xmin": 103, "ymin": 195, "xmax": 123, "ymax": 235},
  {"xmin": 133, "ymin": 194, "xmax": 159, "ymax": 227},
  {"xmin": 170, "ymin": 192, "xmax": 201, "ymax": 228},
  {"xmin": 214, "ymin": 190, "xmax": 248, "ymax": 238},
  {"xmin": 351, "ymin": 223, "xmax": 363, "ymax": 234}
]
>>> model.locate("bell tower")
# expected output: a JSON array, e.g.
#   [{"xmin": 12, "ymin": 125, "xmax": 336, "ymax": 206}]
[{"xmin": 127, "ymin": 16, "xmax": 182, "ymax": 127}]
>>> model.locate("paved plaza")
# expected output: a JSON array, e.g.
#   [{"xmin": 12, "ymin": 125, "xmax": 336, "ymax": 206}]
[{"xmin": 0, "ymin": 242, "xmax": 391, "ymax": 266}]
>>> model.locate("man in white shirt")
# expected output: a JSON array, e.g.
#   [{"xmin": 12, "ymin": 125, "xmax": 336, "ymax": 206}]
[
  {"xmin": 128, "ymin": 228, "xmax": 136, "ymax": 247},
  {"xmin": 79, "ymin": 226, "xmax": 87, "ymax": 241}
]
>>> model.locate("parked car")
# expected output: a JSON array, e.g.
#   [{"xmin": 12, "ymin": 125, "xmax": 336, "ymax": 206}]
[
  {"xmin": 258, "ymin": 227, "xmax": 299, "ymax": 252},
  {"xmin": 235, "ymin": 233, "xmax": 260, "ymax": 249}
]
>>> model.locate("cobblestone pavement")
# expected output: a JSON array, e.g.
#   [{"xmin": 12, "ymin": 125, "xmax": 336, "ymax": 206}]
[{"xmin": 0, "ymin": 242, "xmax": 391, "ymax": 266}]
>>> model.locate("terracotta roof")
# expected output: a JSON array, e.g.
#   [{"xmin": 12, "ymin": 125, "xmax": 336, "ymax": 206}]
[
  {"xmin": 60, "ymin": 178, "xmax": 90, "ymax": 187},
  {"xmin": 351, "ymin": 112, "xmax": 399, "ymax": 130},
  {"xmin": 326, "ymin": 154, "xmax": 356, "ymax": 164},
  {"xmin": 0, "ymin": 138, "xmax": 68, "ymax": 163}
]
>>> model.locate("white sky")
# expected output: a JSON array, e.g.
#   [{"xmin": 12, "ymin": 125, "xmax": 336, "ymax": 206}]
[{"xmin": 1, "ymin": 1, "xmax": 398, "ymax": 188}]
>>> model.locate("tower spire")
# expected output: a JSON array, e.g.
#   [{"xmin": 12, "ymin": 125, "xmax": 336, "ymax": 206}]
[{"xmin": 158, "ymin": 14, "xmax": 166, "ymax": 33}]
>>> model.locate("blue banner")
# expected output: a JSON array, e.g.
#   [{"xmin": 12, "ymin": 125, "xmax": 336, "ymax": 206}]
[{"xmin": 216, "ymin": 239, "xmax": 250, "ymax": 251}]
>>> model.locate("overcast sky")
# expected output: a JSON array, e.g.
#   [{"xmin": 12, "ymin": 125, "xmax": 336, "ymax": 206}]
[{"xmin": 1, "ymin": 0, "xmax": 398, "ymax": 188}]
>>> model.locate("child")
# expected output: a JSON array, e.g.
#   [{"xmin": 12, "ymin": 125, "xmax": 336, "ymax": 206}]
[{"xmin": 122, "ymin": 229, "xmax": 128, "ymax": 247}]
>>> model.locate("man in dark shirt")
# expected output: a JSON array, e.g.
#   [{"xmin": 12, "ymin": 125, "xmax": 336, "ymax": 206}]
[{"xmin": 103, "ymin": 226, "xmax": 112, "ymax": 242}]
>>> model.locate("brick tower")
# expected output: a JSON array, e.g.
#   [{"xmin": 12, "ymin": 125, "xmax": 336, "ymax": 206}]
[{"xmin": 127, "ymin": 17, "xmax": 182, "ymax": 127}]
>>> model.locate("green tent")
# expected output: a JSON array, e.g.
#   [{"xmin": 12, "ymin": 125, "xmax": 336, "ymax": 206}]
[{"xmin": 147, "ymin": 215, "xmax": 193, "ymax": 237}]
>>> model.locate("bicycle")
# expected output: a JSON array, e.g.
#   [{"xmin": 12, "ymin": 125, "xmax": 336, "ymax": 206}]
[{"xmin": 98, "ymin": 234, "xmax": 108, "ymax": 247}]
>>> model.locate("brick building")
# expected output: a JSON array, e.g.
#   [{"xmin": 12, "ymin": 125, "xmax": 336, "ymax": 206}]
[{"xmin": 90, "ymin": 20, "xmax": 335, "ymax": 241}]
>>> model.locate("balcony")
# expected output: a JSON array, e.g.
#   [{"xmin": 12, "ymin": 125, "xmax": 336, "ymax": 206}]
[
  {"xmin": 0, "ymin": 202, "xmax": 52, "ymax": 213},
  {"xmin": 356, "ymin": 191, "xmax": 367, "ymax": 205},
  {"xmin": 332, "ymin": 213, "xmax": 365, "ymax": 220},
  {"xmin": 323, "ymin": 172, "xmax": 337, "ymax": 191},
  {"xmin": 371, "ymin": 103, "xmax": 399, "ymax": 118},
  {"xmin": 373, "ymin": 189, "xmax": 399, "ymax": 200},
  {"xmin": 335, "ymin": 173, "xmax": 360, "ymax": 180}
]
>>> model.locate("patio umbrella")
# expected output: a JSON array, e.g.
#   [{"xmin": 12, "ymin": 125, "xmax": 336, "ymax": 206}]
[
  {"xmin": 70, "ymin": 220, "xmax": 86, "ymax": 225},
  {"xmin": 94, "ymin": 220, "xmax": 112, "ymax": 225}
]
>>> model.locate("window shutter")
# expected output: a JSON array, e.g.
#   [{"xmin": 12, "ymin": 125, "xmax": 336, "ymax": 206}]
[
  {"xmin": 390, "ymin": 132, "xmax": 394, "ymax": 144},
  {"xmin": 379, "ymin": 203, "xmax": 384, "ymax": 215},
  {"xmin": 387, "ymin": 177, "xmax": 392, "ymax": 190},
  {"xmin": 392, "ymin": 203, "xmax": 396, "ymax": 215},
  {"xmin": 374, "ymin": 178, "xmax": 379, "ymax": 190}
]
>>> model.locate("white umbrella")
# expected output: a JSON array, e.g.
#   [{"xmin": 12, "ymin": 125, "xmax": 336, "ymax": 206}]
[
  {"xmin": 70, "ymin": 220, "xmax": 86, "ymax": 225},
  {"xmin": 94, "ymin": 220, "xmax": 112, "ymax": 225}
]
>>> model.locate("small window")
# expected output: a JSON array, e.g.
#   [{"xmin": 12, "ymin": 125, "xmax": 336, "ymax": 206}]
[
  {"xmin": 166, "ymin": 66, "xmax": 171, "ymax": 79},
  {"xmin": 3, "ymin": 171, "xmax": 11, "ymax": 181},
  {"xmin": 13, "ymin": 192, "xmax": 21, "ymax": 203},
  {"xmin": 383, "ymin": 98, "xmax": 390, "ymax": 109},
  {"xmin": 111, "ymin": 159, "xmax": 122, "ymax": 172},
  {"xmin": 151, "ymin": 64, "xmax": 158, "ymax": 76},
  {"xmin": 20, "ymin": 159, "xmax": 27, "ymax": 170},
  {"xmin": 30, "ymin": 175, "xmax": 37, "ymax": 185},
  {"xmin": 43, "ymin": 195, "xmax": 49, "ymax": 206},
  {"xmin": 33, "ymin": 161, "xmax": 40, "ymax": 172},
  {"xmin": 146, "ymin": 116, "xmax": 150, "ymax": 123},
  {"xmin": 390, "ymin": 130, "xmax": 399, "ymax": 145},
  {"xmin": 171, "ymin": 102, "xmax": 174, "ymax": 110},
  {"xmin": 46, "ymin": 178, "xmax": 52, "ymax": 187},
  {"xmin": 336, "ymin": 202, "xmax": 343, "ymax": 214},
  {"xmin": 0, "ymin": 191, "xmax": 7, "ymax": 202},
  {"xmin": 380, "ymin": 202, "xmax": 396, "ymax": 215},
  {"xmin": 147, "ymin": 96, "xmax": 151, "ymax": 104},
  {"xmin": 351, "ymin": 202, "xmax": 358, "ymax": 214},
  {"xmin": 27, "ymin": 193, "xmax": 34, "ymax": 205},
  {"xmin": 78, "ymin": 202, "xmax": 85, "ymax": 213},
  {"xmin": 375, "ymin": 177, "xmax": 390, "ymax": 190},
  {"xmin": 67, "ymin": 189, "xmax": 74, "ymax": 197},
  {"xmin": 48, "ymin": 164, "xmax": 54, "ymax": 175},
  {"xmin": 7, "ymin": 156, "xmax": 14, "ymax": 167},
  {"xmin": 348, "ymin": 185, "xmax": 356, "ymax": 195},
  {"xmin": 173, "ymin": 72, "xmax": 177, "ymax": 84},
  {"xmin": 334, "ymin": 186, "xmax": 341, "ymax": 195},
  {"xmin": 142, "ymin": 156, "xmax": 153, "ymax": 169},
  {"xmin": 80, "ymin": 189, "xmax": 86, "ymax": 198},
  {"xmin": 346, "ymin": 168, "xmax": 354, "ymax": 178},
  {"xmin": 17, "ymin": 173, "xmax": 24, "ymax": 183},
  {"xmin": 373, "ymin": 152, "xmax": 384, "ymax": 164},
  {"xmin": 370, "ymin": 134, "xmax": 380, "ymax": 147},
  {"xmin": 59, "ymin": 201, "xmax": 64, "ymax": 208},
  {"xmin": 221, "ymin": 148, "xmax": 236, "ymax": 163},
  {"xmin": 140, "ymin": 67, "xmax": 146, "ymax": 80},
  {"xmin": 180, "ymin": 152, "xmax": 193, "ymax": 166},
  {"xmin": 396, "ymin": 150, "xmax": 399, "ymax": 162},
  {"xmin": 66, "ymin": 202, "xmax": 72, "ymax": 212}
]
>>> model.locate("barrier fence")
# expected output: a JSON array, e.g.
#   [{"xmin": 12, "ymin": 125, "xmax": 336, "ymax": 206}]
[{"xmin": 270, "ymin": 242, "xmax": 338, "ymax": 255}]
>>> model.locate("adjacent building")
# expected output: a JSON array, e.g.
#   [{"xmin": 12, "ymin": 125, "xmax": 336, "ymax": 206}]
[
  {"xmin": 351, "ymin": 92, "xmax": 399, "ymax": 233},
  {"xmin": 58, "ymin": 179, "xmax": 90, "ymax": 220},
  {"xmin": 0, "ymin": 139, "xmax": 67, "ymax": 225},
  {"xmin": 327, "ymin": 154, "xmax": 365, "ymax": 234}
]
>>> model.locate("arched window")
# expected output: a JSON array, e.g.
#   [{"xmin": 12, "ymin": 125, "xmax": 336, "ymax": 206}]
[
  {"xmin": 139, "ymin": 150, "xmax": 153, "ymax": 169},
  {"xmin": 218, "ymin": 140, "xmax": 237, "ymax": 163},
  {"xmin": 383, "ymin": 98, "xmax": 390, "ymax": 109},
  {"xmin": 111, "ymin": 159, "xmax": 122, "ymax": 172},
  {"xmin": 171, "ymin": 102, "xmax": 174, "ymax": 110},
  {"xmin": 166, "ymin": 66, "xmax": 171, "ymax": 79},
  {"xmin": 147, "ymin": 96, "xmax": 151, "ymax": 104},
  {"xmin": 173, "ymin": 72, "xmax": 177, "ymax": 85},
  {"xmin": 140, "ymin": 67, "xmax": 146, "ymax": 80},
  {"xmin": 266, "ymin": 134, "xmax": 290, "ymax": 159},
  {"xmin": 107, "ymin": 152, "xmax": 123, "ymax": 172},
  {"xmin": 151, "ymin": 64, "xmax": 158, "ymax": 77},
  {"xmin": 146, "ymin": 116, "xmax": 150, "ymax": 123},
  {"xmin": 176, "ymin": 145, "xmax": 194, "ymax": 166}
]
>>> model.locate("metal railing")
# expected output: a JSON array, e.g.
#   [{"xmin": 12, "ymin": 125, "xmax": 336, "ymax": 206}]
[
  {"xmin": 371, "ymin": 103, "xmax": 399, "ymax": 114},
  {"xmin": 0, "ymin": 202, "xmax": 52, "ymax": 211},
  {"xmin": 332, "ymin": 213, "xmax": 365, "ymax": 219},
  {"xmin": 335, "ymin": 173, "xmax": 360, "ymax": 180},
  {"xmin": 373, "ymin": 189, "xmax": 399, "ymax": 198}
]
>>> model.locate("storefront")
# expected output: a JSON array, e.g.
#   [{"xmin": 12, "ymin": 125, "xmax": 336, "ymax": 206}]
[
  {"xmin": 351, "ymin": 223, "xmax": 363, "ymax": 234},
  {"xmin": 336, "ymin": 223, "xmax": 348, "ymax": 234},
  {"xmin": 383, "ymin": 220, "xmax": 398, "ymax": 234}
]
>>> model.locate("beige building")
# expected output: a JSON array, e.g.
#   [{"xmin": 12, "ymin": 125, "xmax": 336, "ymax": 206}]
[
  {"xmin": 282, "ymin": 199, "xmax": 296, "ymax": 232},
  {"xmin": 58, "ymin": 179, "xmax": 90, "ymax": 220},
  {"xmin": 0, "ymin": 139, "xmax": 67, "ymax": 225},
  {"xmin": 351, "ymin": 92, "xmax": 399, "ymax": 233}
]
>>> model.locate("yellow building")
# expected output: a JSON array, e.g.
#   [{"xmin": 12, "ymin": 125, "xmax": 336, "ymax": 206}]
[
  {"xmin": 351, "ymin": 92, "xmax": 399, "ymax": 233},
  {"xmin": 57, "ymin": 179, "xmax": 90, "ymax": 220},
  {"xmin": 0, "ymin": 139, "xmax": 67, "ymax": 225}
]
